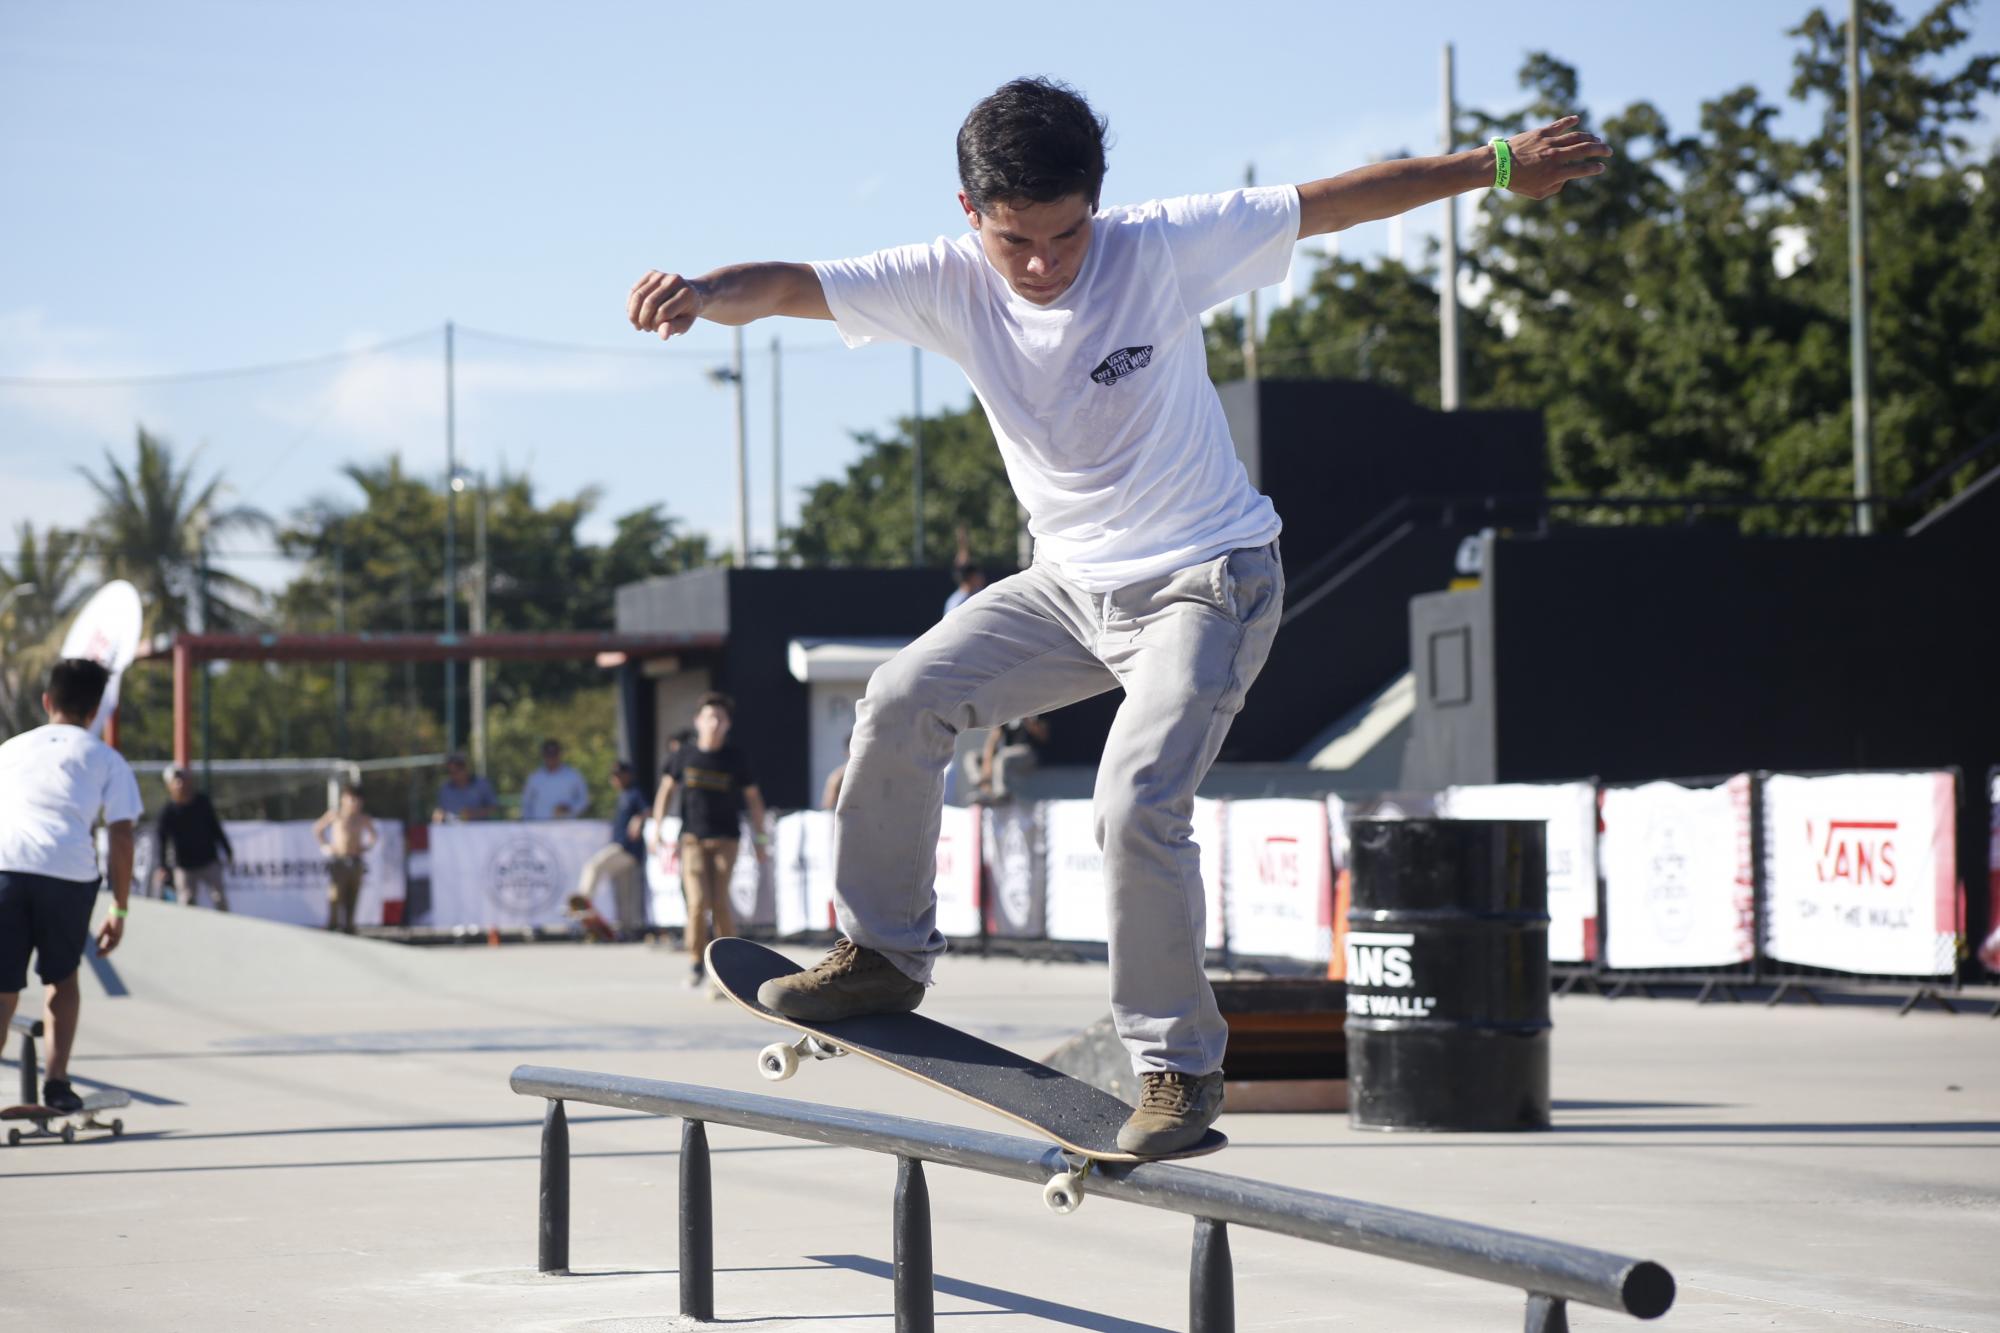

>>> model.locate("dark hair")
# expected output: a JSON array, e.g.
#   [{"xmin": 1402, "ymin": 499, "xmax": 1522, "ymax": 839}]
[
  {"xmin": 541, "ymin": 738, "xmax": 562, "ymax": 752},
  {"xmin": 341, "ymin": 783, "xmax": 364, "ymax": 801},
  {"xmin": 696, "ymin": 692, "xmax": 735, "ymax": 720},
  {"xmin": 46, "ymin": 658, "xmax": 111, "ymax": 719},
  {"xmin": 953, "ymin": 559, "xmax": 982, "ymax": 585},
  {"xmin": 957, "ymin": 77, "xmax": 1110, "ymax": 214}
]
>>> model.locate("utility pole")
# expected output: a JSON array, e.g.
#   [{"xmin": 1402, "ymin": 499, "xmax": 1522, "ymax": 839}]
[
  {"xmin": 1439, "ymin": 43, "xmax": 1463, "ymax": 411},
  {"xmin": 443, "ymin": 319, "xmax": 458, "ymax": 749},
  {"xmin": 471, "ymin": 480, "xmax": 489, "ymax": 772},
  {"xmin": 732, "ymin": 326, "xmax": 749, "ymax": 564},
  {"xmin": 333, "ymin": 548, "xmax": 348, "ymax": 759},
  {"xmin": 1242, "ymin": 163, "xmax": 1260, "ymax": 382},
  {"xmin": 1846, "ymin": 0, "xmax": 1876, "ymax": 535},
  {"xmin": 197, "ymin": 531, "xmax": 212, "ymax": 789},
  {"xmin": 771, "ymin": 334, "xmax": 783, "ymax": 566},
  {"xmin": 912, "ymin": 347, "xmax": 925, "ymax": 565}
]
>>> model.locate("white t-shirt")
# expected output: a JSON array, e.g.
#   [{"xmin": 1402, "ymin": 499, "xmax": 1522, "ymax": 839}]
[
  {"xmin": 0, "ymin": 723, "xmax": 144, "ymax": 883},
  {"xmin": 812, "ymin": 186, "xmax": 1297, "ymax": 593},
  {"xmin": 520, "ymin": 764, "xmax": 590, "ymax": 821}
]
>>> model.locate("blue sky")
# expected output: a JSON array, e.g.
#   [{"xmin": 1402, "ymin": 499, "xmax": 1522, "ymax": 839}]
[{"xmin": 3, "ymin": 0, "xmax": 1995, "ymax": 590}]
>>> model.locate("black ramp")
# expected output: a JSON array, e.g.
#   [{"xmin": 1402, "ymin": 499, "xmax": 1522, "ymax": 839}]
[{"xmin": 708, "ymin": 938, "xmax": 1224, "ymax": 1161}]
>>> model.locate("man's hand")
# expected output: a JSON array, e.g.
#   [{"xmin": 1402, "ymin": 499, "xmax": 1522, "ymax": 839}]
[
  {"xmin": 96, "ymin": 915, "xmax": 124, "ymax": 957},
  {"xmin": 1500, "ymin": 116, "xmax": 1612, "ymax": 200},
  {"xmin": 628, "ymin": 271, "xmax": 704, "ymax": 340}
]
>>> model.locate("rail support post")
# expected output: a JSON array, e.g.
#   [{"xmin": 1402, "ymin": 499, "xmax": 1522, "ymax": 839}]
[
  {"xmin": 538, "ymin": 1099, "xmax": 570, "ymax": 1274},
  {"xmin": 1525, "ymin": 1293, "xmax": 1569, "ymax": 1332},
  {"xmin": 894, "ymin": 1156, "xmax": 934, "ymax": 1333},
  {"xmin": 1190, "ymin": 1216, "xmax": 1234, "ymax": 1333},
  {"xmin": 17, "ymin": 1027, "xmax": 39, "ymax": 1107},
  {"xmin": 681, "ymin": 1119, "xmax": 715, "ymax": 1320}
]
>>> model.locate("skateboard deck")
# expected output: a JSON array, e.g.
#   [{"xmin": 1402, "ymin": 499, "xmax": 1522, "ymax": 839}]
[
  {"xmin": 3, "ymin": 1089, "xmax": 131, "ymax": 1145},
  {"xmin": 706, "ymin": 938, "xmax": 1226, "ymax": 1171}
]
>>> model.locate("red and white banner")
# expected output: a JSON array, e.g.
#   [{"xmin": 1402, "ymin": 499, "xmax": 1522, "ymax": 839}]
[
  {"xmin": 1043, "ymin": 800, "xmax": 1108, "ymax": 943},
  {"xmin": 1223, "ymin": 799, "xmax": 1333, "ymax": 963},
  {"xmin": 933, "ymin": 805, "xmax": 982, "ymax": 939},
  {"xmin": 774, "ymin": 810, "xmax": 836, "ymax": 938},
  {"xmin": 1440, "ymin": 782, "xmax": 1599, "ymax": 963},
  {"xmin": 1194, "ymin": 797, "xmax": 1225, "ymax": 952},
  {"xmin": 1984, "ymin": 770, "xmax": 2000, "ymax": 975},
  {"xmin": 1601, "ymin": 777, "xmax": 1754, "ymax": 970},
  {"xmin": 1763, "ymin": 771, "xmax": 1958, "ymax": 977}
]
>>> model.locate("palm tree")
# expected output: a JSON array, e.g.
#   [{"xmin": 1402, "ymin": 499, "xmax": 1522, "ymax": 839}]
[
  {"xmin": 80, "ymin": 427, "xmax": 271, "ymax": 634},
  {"xmin": 0, "ymin": 522, "xmax": 92, "ymax": 735}
]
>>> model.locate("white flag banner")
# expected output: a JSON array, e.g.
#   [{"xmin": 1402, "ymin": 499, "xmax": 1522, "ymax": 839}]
[
  {"xmin": 1224, "ymin": 799, "xmax": 1333, "ymax": 963},
  {"xmin": 643, "ymin": 817, "xmax": 687, "ymax": 929},
  {"xmin": 1983, "ymin": 770, "xmax": 2000, "ymax": 975},
  {"xmin": 982, "ymin": 803, "xmax": 1044, "ymax": 939},
  {"xmin": 775, "ymin": 811, "xmax": 836, "ymax": 938},
  {"xmin": 726, "ymin": 822, "xmax": 777, "ymax": 929},
  {"xmin": 1194, "ymin": 797, "xmax": 1226, "ymax": 952},
  {"xmin": 1440, "ymin": 782, "xmax": 1599, "ymax": 963},
  {"xmin": 216, "ymin": 819, "xmax": 406, "ymax": 928},
  {"xmin": 430, "ymin": 820, "xmax": 611, "ymax": 928},
  {"xmin": 1043, "ymin": 800, "xmax": 1108, "ymax": 943},
  {"xmin": 1601, "ymin": 777, "xmax": 1754, "ymax": 970},
  {"xmin": 934, "ymin": 805, "xmax": 982, "ymax": 939},
  {"xmin": 1763, "ymin": 771, "xmax": 1958, "ymax": 977}
]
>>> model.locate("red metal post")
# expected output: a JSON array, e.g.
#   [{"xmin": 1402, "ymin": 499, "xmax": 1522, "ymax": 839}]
[{"xmin": 172, "ymin": 641, "xmax": 192, "ymax": 769}]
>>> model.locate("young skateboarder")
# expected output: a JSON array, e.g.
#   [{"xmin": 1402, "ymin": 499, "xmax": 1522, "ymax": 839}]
[
  {"xmin": 626, "ymin": 78, "xmax": 1609, "ymax": 1152},
  {"xmin": 0, "ymin": 659, "xmax": 143, "ymax": 1114}
]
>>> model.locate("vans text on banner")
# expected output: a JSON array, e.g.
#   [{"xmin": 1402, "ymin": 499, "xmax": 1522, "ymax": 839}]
[
  {"xmin": 1600, "ymin": 777, "xmax": 1754, "ymax": 970},
  {"xmin": 1042, "ymin": 800, "xmax": 1109, "ymax": 943},
  {"xmin": 1762, "ymin": 771, "xmax": 1959, "ymax": 977},
  {"xmin": 1224, "ymin": 798, "xmax": 1334, "ymax": 964},
  {"xmin": 430, "ymin": 820, "xmax": 616, "ymax": 929},
  {"xmin": 1440, "ymin": 782, "xmax": 1598, "ymax": 963}
]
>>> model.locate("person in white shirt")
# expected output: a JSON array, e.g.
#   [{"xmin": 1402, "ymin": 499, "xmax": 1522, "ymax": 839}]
[
  {"xmin": 625, "ymin": 77, "xmax": 1609, "ymax": 1153},
  {"xmin": 0, "ymin": 658, "xmax": 144, "ymax": 1115},
  {"xmin": 520, "ymin": 738, "xmax": 589, "ymax": 820}
]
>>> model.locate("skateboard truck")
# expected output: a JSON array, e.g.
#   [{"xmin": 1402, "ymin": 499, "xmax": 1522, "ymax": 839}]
[
  {"xmin": 1042, "ymin": 1150, "xmax": 1094, "ymax": 1215},
  {"xmin": 757, "ymin": 1033, "xmax": 846, "ymax": 1082},
  {"xmin": 5, "ymin": 1105, "xmax": 125, "ymax": 1146}
]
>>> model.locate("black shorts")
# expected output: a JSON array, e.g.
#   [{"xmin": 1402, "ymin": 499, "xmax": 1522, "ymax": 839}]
[{"xmin": 0, "ymin": 870, "xmax": 100, "ymax": 992}]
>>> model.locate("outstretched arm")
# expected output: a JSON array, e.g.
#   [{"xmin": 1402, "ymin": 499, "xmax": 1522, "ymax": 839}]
[
  {"xmin": 1298, "ymin": 116, "xmax": 1612, "ymax": 238},
  {"xmin": 628, "ymin": 263, "xmax": 832, "ymax": 341}
]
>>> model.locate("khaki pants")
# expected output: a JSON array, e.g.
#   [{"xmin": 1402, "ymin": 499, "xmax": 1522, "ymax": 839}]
[
  {"xmin": 173, "ymin": 862, "xmax": 229, "ymax": 911},
  {"xmin": 679, "ymin": 834, "xmax": 739, "ymax": 962},
  {"xmin": 577, "ymin": 843, "xmax": 644, "ymax": 934},
  {"xmin": 326, "ymin": 857, "xmax": 364, "ymax": 934}
]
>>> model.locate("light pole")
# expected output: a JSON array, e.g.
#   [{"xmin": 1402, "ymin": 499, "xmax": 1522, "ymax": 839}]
[
  {"xmin": 444, "ymin": 320, "xmax": 459, "ymax": 747},
  {"xmin": 450, "ymin": 470, "xmax": 490, "ymax": 774},
  {"xmin": 709, "ymin": 329, "xmax": 750, "ymax": 565}
]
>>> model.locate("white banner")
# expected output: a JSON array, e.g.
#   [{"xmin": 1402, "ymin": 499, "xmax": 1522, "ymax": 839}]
[
  {"xmin": 219, "ymin": 820, "xmax": 406, "ymax": 928},
  {"xmin": 1043, "ymin": 800, "xmax": 1107, "ymax": 943},
  {"xmin": 1440, "ymin": 782, "xmax": 1598, "ymax": 963},
  {"xmin": 774, "ymin": 810, "xmax": 836, "ymax": 938},
  {"xmin": 1224, "ymin": 799, "xmax": 1333, "ymax": 963},
  {"xmin": 1194, "ymin": 797, "xmax": 1225, "ymax": 952},
  {"xmin": 1763, "ymin": 771, "xmax": 1958, "ymax": 977},
  {"xmin": 430, "ymin": 820, "xmax": 612, "ymax": 928},
  {"xmin": 934, "ymin": 805, "xmax": 981, "ymax": 939},
  {"xmin": 982, "ymin": 803, "xmax": 1044, "ymax": 938},
  {"xmin": 643, "ymin": 817, "xmax": 687, "ymax": 929},
  {"xmin": 1601, "ymin": 777, "xmax": 1754, "ymax": 970},
  {"xmin": 640, "ymin": 817, "xmax": 776, "ymax": 931}
]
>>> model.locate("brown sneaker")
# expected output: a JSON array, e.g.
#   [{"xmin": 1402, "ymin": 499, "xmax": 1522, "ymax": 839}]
[
  {"xmin": 756, "ymin": 938, "xmax": 925, "ymax": 1022},
  {"xmin": 1117, "ymin": 1070, "xmax": 1225, "ymax": 1155}
]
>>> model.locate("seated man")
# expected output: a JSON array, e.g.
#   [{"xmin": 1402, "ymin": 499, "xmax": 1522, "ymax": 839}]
[{"xmin": 433, "ymin": 753, "xmax": 499, "ymax": 822}]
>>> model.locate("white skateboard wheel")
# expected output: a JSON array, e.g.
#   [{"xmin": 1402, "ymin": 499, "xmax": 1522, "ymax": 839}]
[
  {"xmin": 1042, "ymin": 1173, "xmax": 1083, "ymax": 1215},
  {"xmin": 759, "ymin": 1042, "xmax": 800, "ymax": 1081}
]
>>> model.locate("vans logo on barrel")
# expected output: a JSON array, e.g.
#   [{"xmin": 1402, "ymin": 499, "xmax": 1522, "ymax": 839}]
[{"xmin": 1345, "ymin": 931, "xmax": 1437, "ymax": 1018}]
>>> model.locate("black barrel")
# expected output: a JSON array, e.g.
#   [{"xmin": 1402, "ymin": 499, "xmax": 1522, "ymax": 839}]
[{"xmin": 1345, "ymin": 818, "xmax": 1550, "ymax": 1132}]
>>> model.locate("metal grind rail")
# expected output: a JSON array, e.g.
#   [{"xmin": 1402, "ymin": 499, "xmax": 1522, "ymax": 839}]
[{"xmin": 510, "ymin": 1065, "xmax": 1675, "ymax": 1331}]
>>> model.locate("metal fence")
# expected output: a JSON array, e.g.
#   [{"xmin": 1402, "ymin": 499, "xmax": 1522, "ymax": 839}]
[{"xmin": 510, "ymin": 1064, "xmax": 1674, "ymax": 1331}]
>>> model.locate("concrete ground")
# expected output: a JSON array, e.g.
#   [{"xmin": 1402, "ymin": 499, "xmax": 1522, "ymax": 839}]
[{"xmin": 3, "ymin": 899, "xmax": 1997, "ymax": 1332}]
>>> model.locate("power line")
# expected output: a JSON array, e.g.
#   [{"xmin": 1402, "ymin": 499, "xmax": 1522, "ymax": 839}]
[
  {"xmin": 455, "ymin": 324, "xmax": 849, "ymax": 359},
  {"xmin": 0, "ymin": 328, "xmax": 441, "ymax": 388}
]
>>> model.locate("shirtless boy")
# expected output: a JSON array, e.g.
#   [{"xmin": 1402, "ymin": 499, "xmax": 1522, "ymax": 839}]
[
  {"xmin": 313, "ymin": 785, "xmax": 378, "ymax": 934},
  {"xmin": 627, "ymin": 77, "xmax": 1608, "ymax": 1152}
]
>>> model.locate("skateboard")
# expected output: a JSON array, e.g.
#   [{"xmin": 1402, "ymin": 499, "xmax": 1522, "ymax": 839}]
[
  {"xmin": 706, "ymin": 937, "xmax": 1225, "ymax": 1213},
  {"xmin": 2, "ymin": 1089, "xmax": 131, "ymax": 1145}
]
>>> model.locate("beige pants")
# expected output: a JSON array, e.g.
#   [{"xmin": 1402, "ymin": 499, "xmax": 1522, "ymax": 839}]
[
  {"xmin": 679, "ymin": 835, "xmax": 739, "ymax": 962},
  {"xmin": 173, "ymin": 862, "xmax": 229, "ymax": 911},
  {"xmin": 577, "ymin": 843, "xmax": 644, "ymax": 933}
]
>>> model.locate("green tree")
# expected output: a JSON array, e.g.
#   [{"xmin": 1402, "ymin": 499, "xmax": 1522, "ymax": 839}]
[
  {"xmin": 81, "ymin": 427, "xmax": 270, "ymax": 632},
  {"xmin": 0, "ymin": 523, "xmax": 92, "ymax": 736},
  {"xmin": 792, "ymin": 401, "xmax": 1020, "ymax": 567}
]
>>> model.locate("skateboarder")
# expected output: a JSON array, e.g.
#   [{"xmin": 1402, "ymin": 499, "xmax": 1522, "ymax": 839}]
[
  {"xmin": 626, "ymin": 77, "xmax": 1609, "ymax": 1152},
  {"xmin": 0, "ymin": 659, "xmax": 142, "ymax": 1115}
]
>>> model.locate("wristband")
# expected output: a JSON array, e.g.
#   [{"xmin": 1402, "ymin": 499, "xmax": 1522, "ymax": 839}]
[
  {"xmin": 1490, "ymin": 137, "xmax": 1513, "ymax": 191},
  {"xmin": 111, "ymin": 906, "xmax": 129, "ymax": 919}
]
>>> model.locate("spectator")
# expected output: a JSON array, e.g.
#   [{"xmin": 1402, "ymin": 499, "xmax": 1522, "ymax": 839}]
[
  {"xmin": 943, "ymin": 558, "xmax": 987, "ymax": 617},
  {"xmin": 313, "ymin": 785, "xmax": 378, "ymax": 934},
  {"xmin": 576, "ymin": 761, "xmax": 649, "ymax": 938},
  {"xmin": 651, "ymin": 692, "xmax": 769, "ymax": 988},
  {"xmin": 0, "ymin": 659, "xmax": 141, "ymax": 1116},
  {"xmin": 432, "ymin": 752, "xmax": 498, "ymax": 822},
  {"xmin": 977, "ymin": 714, "xmax": 1051, "ymax": 803},
  {"xmin": 520, "ymin": 739, "xmax": 588, "ymax": 820},
  {"xmin": 155, "ymin": 766, "xmax": 233, "ymax": 910}
]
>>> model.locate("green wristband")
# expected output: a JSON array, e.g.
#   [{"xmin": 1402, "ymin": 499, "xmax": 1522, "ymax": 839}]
[
  {"xmin": 111, "ymin": 906, "xmax": 129, "ymax": 919},
  {"xmin": 1491, "ymin": 137, "xmax": 1513, "ymax": 191}
]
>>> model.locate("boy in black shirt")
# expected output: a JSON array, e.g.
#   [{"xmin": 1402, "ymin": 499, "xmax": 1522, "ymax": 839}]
[
  {"xmin": 650, "ymin": 692, "xmax": 769, "ymax": 986},
  {"xmin": 155, "ymin": 767, "xmax": 233, "ymax": 910}
]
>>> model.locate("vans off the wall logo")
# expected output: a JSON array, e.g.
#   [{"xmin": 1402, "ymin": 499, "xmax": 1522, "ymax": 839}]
[
  {"xmin": 490, "ymin": 836, "xmax": 562, "ymax": 916},
  {"xmin": 1089, "ymin": 345, "xmax": 1153, "ymax": 385},
  {"xmin": 1810, "ymin": 819, "xmax": 1899, "ymax": 887}
]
